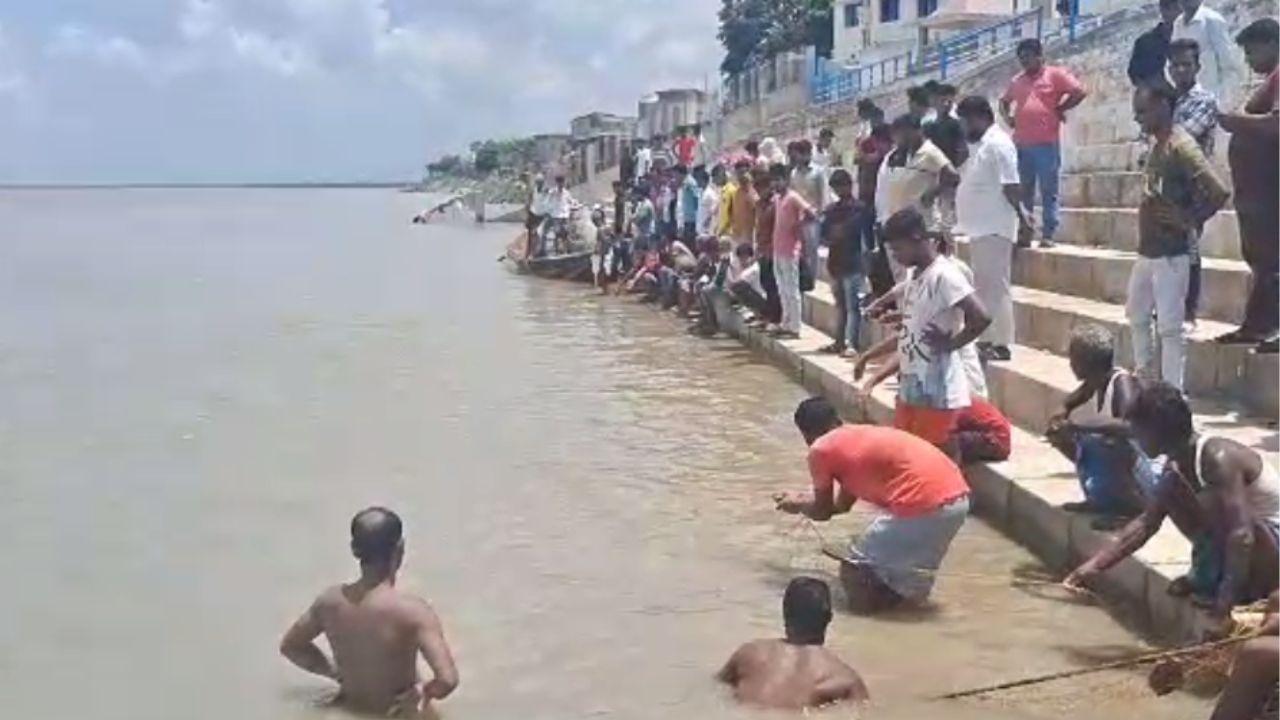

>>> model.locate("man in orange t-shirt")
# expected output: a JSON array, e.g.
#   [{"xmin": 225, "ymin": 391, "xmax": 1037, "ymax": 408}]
[{"xmin": 775, "ymin": 397, "xmax": 970, "ymax": 614}]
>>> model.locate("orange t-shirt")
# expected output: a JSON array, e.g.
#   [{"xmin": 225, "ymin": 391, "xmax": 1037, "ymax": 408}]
[{"xmin": 807, "ymin": 425, "xmax": 969, "ymax": 517}]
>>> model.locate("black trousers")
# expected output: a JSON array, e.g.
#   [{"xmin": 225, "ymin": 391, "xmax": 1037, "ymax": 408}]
[{"xmin": 758, "ymin": 258, "xmax": 782, "ymax": 324}]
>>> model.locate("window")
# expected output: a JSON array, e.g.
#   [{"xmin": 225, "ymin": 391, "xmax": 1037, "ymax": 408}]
[
  {"xmin": 843, "ymin": 2, "xmax": 861, "ymax": 27},
  {"xmin": 880, "ymin": 0, "xmax": 900, "ymax": 22},
  {"xmin": 917, "ymin": 0, "xmax": 937, "ymax": 17}
]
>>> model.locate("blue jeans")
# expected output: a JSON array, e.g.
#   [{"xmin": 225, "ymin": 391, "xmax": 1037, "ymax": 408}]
[
  {"xmin": 1016, "ymin": 143, "xmax": 1060, "ymax": 240},
  {"xmin": 1075, "ymin": 433, "xmax": 1161, "ymax": 514},
  {"xmin": 832, "ymin": 272, "xmax": 864, "ymax": 349}
]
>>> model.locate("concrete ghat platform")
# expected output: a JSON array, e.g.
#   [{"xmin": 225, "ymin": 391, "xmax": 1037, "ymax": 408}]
[
  {"xmin": 1059, "ymin": 207, "xmax": 1243, "ymax": 262},
  {"xmin": 719, "ymin": 310, "xmax": 1223, "ymax": 644},
  {"xmin": 954, "ymin": 238, "xmax": 1251, "ymax": 327}
]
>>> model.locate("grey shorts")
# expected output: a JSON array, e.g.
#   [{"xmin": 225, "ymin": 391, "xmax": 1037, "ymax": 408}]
[{"xmin": 850, "ymin": 495, "xmax": 970, "ymax": 601}]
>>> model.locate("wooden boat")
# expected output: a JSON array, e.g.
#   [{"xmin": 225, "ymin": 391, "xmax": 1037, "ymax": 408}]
[{"xmin": 504, "ymin": 233, "xmax": 594, "ymax": 282}]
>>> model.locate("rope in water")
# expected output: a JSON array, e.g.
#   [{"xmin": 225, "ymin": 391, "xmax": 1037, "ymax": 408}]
[
  {"xmin": 933, "ymin": 632, "xmax": 1263, "ymax": 700},
  {"xmin": 799, "ymin": 518, "xmax": 1085, "ymax": 590}
]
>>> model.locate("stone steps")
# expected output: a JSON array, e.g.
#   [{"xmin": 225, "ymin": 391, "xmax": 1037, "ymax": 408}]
[
  {"xmin": 1063, "ymin": 141, "xmax": 1144, "ymax": 174},
  {"xmin": 805, "ymin": 281, "xmax": 1279, "ymax": 434},
  {"xmin": 1058, "ymin": 207, "xmax": 1243, "ymax": 262},
  {"xmin": 721, "ymin": 309, "xmax": 1215, "ymax": 642},
  {"xmin": 953, "ymin": 238, "xmax": 1250, "ymax": 326},
  {"xmin": 1011, "ymin": 285, "xmax": 1278, "ymax": 419},
  {"xmin": 1061, "ymin": 171, "xmax": 1144, "ymax": 209}
]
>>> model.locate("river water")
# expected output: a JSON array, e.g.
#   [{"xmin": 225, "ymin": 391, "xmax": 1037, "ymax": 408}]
[{"xmin": 0, "ymin": 189, "xmax": 1211, "ymax": 720}]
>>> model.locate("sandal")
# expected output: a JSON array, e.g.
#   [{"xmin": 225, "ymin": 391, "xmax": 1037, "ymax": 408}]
[{"xmin": 1215, "ymin": 329, "xmax": 1266, "ymax": 345}]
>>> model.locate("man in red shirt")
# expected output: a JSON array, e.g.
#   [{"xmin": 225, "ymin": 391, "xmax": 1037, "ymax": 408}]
[
  {"xmin": 999, "ymin": 39, "xmax": 1087, "ymax": 247},
  {"xmin": 775, "ymin": 397, "xmax": 971, "ymax": 614},
  {"xmin": 674, "ymin": 126, "xmax": 698, "ymax": 170}
]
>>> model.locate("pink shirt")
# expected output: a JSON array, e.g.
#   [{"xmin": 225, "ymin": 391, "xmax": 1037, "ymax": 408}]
[
  {"xmin": 771, "ymin": 190, "xmax": 812, "ymax": 260},
  {"xmin": 1001, "ymin": 66, "xmax": 1084, "ymax": 146}
]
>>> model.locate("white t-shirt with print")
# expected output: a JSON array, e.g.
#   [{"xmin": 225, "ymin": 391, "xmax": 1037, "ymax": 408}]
[
  {"xmin": 896, "ymin": 257, "xmax": 975, "ymax": 410},
  {"xmin": 947, "ymin": 257, "xmax": 989, "ymax": 399},
  {"xmin": 698, "ymin": 184, "xmax": 721, "ymax": 237}
]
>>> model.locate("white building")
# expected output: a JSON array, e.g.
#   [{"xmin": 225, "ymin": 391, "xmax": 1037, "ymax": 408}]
[
  {"xmin": 637, "ymin": 88, "xmax": 708, "ymax": 140},
  {"xmin": 831, "ymin": 0, "xmax": 1023, "ymax": 64}
]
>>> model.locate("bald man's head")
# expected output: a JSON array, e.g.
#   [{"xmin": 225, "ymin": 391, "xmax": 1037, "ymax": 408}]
[{"xmin": 350, "ymin": 507, "xmax": 404, "ymax": 568}]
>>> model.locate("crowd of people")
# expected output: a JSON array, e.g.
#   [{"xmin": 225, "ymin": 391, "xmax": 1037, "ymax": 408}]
[{"xmin": 283, "ymin": 7, "xmax": 1278, "ymax": 718}]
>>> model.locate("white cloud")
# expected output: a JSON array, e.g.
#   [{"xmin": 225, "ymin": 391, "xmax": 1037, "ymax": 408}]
[
  {"xmin": 0, "ymin": 0, "xmax": 725, "ymax": 183},
  {"xmin": 46, "ymin": 25, "xmax": 150, "ymax": 71}
]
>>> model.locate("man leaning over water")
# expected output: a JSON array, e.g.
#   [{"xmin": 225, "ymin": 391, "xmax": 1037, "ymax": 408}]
[
  {"xmin": 280, "ymin": 507, "xmax": 458, "ymax": 717},
  {"xmin": 775, "ymin": 397, "xmax": 970, "ymax": 614}
]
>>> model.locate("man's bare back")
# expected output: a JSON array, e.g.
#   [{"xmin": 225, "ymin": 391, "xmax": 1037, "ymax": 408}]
[
  {"xmin": 718, "ymin": 639, "xmax": 868, "ymax": 710},
  {"xmin": 280, "ymin": 508, "xmax": 458, "ymax": 718}
]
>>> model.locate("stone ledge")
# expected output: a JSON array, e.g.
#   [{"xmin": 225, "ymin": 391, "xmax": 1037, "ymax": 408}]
[
  {"xmin": 1059, "ymin": 207, "xmax": 1242, "ymax": 262},
  {"xmin": 954, "ymin": 237, "xmax": 1251, "ymax": 326},
  {"xmin": 1012, "ymin": 285, "xmax": 1279, "ymax": 420},
  {"xmin": 804, "ymin": 282, "xmax": 1278, "ymax": 446},
  {"xmin": 716, "ymin": 308, "xmax": 1219, "ymax": 643}
]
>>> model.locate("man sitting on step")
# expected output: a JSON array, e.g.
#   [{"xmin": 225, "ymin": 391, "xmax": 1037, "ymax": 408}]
[
  {"xmin": 1047, "ymin": 324, "xmax": 1161, "ymax": 531},
  {"xmin": 1064, "ymin": 382, "xmax": 1280, "ymax": 631}
]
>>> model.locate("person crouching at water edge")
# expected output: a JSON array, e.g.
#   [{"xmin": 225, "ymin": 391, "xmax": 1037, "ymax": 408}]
[
  {"xmin": 280, "ymin": 507, "xmax": 458, "ymax": 718},
  {"xmin": 718, "ymin": 577, "xmax": 869, "ymax": 709},
  {"xmin": 775, "ymin": 397, "xmax": 971, "ymax": 614},
  {"xmin": 1064, "ymin": 383, "xmax": 1280, "ymax": 631}
]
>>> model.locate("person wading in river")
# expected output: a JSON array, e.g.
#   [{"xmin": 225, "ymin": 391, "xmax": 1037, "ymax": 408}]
[
  {"xmin": 717, "ymin": 577, "xmax": 869, "ymax": 709},
  {"xmin": 775, "ymin": 397, "xmax": 970, "ymax": 614},
  {"xmin": 1064, "ymin": 383, "xmax": 1280, "ymax": 631},
  {"xmin": 280, "ymin": 507, "xmax": 459, "ymax": 717}
]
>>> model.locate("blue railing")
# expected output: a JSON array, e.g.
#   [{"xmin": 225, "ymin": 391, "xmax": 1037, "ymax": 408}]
[{"xmin": 810, "ymin": 7, "xmax": 1099, "ymax": 106}]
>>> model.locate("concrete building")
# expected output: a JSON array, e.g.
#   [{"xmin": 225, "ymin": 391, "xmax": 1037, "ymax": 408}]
[
  {"xmin": 567, "ymin": 112, "xmax": 638, "ymax": 186},
  {"xmin": 637, "ymin": 95, "xmax": 659, "ymax": 140},
  {"xmin": 637, "ymin": 88, "xmax": 708, "ymax": 140},
  {"xmin": 530, "ymin": 133, "xmax": 571, "ymax": 176},
  {"xmin": 831, "ymin": 0, "xmax": 1020, "ymax": 64}
]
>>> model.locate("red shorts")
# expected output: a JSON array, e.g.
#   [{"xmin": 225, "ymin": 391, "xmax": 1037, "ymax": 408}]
[{"xmin": 894, "ymin": 402, "xmax": 960, "ymax": 448}]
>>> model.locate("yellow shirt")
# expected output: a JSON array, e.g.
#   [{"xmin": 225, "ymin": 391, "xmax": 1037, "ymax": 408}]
[{"xmin": 718, "ymin": 182, "xmax": 737, "ymax": 237}]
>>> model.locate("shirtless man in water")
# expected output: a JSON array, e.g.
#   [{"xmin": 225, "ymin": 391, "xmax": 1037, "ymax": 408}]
[
  {"xmin": 717, "ymin": 577, "xmax": 868, "ymax": 709},
  {"xmin": 279, "ymin": 507, "xmax": 459, "ymax": 717}
]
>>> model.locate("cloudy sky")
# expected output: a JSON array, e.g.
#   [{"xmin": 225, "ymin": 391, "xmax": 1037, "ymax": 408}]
[{"xmin": 0, "ymin": 0, "xmax": 722, "ymax": 184}]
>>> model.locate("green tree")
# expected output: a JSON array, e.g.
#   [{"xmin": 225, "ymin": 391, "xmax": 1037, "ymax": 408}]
[
  {"xmin": 426, "ymin": 154, "xmax": 463, "ymax": 176},
  {"xmin": 718, "ymin": 0, "xmax": 832, "ymax": 74}
]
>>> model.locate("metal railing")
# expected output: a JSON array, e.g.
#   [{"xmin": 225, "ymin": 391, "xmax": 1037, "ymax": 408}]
[{"xmin": 810, "ymin": 6, "xmax": 1102, "ymax": 106}]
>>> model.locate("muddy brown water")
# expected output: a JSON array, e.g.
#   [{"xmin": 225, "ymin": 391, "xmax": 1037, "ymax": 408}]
[{"xmin": 0, "ymin": 189, "xmax": 1212, "ymax": 720}]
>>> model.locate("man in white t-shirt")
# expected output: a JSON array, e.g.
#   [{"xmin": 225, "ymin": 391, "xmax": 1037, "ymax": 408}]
[
  {"xmin": 955, "ymin": 96, "xmax": 1033, "ymax": 364},
  {"xmin": 1171, "ymin": 0, "xmax": 1246, "ymax": 109},
  {"xmin": 698, "ymin": 165, "xmax": 725, "ymax": 239},
  {"xmin": 875, "ymin": 115, "xmax": 959, "ymax": 237},
  {"xmin": 633, "ymin": 139, "xmax": 653, "ymax": 184},
  {"xmin": 882, "ymin": 208, "xmax": 991, "ymax": 461},
  {"xmin": 542, "ymin": 175, "xmax": 575, "ymax": 254}
]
